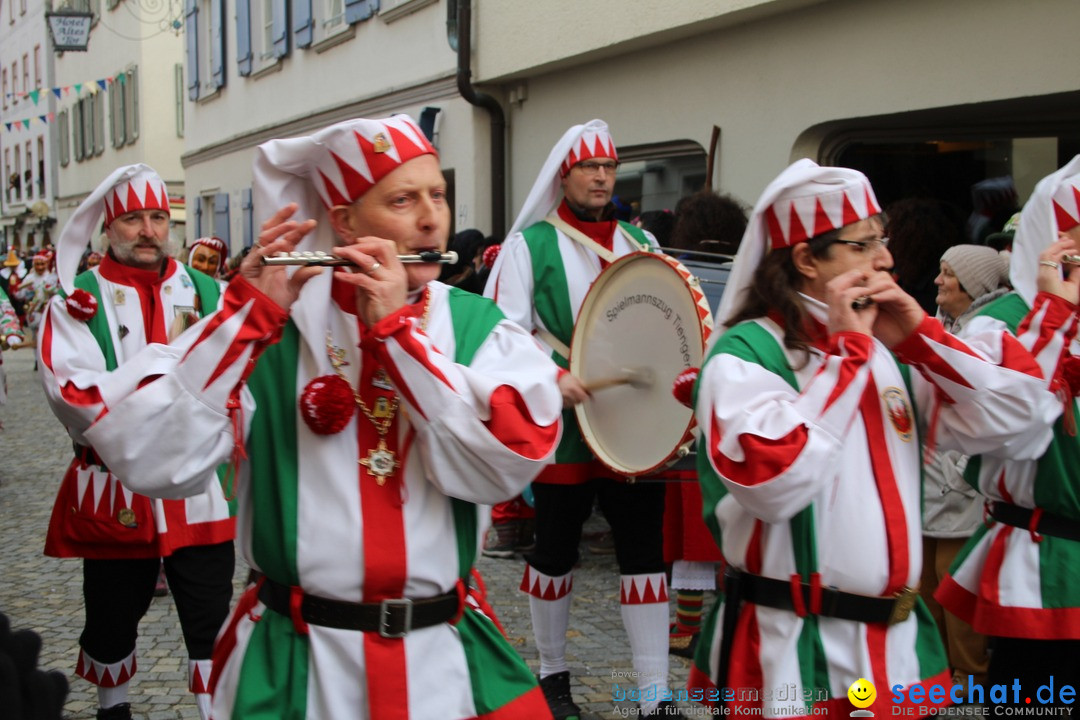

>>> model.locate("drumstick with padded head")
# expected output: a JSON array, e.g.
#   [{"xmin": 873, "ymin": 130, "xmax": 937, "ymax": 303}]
[{"xmin": 584, "ymin": 367, "xmax": 655, "ymax": 393}]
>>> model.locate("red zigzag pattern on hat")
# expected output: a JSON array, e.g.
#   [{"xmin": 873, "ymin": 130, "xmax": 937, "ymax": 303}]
[
  {"xmin": 104, "ymin": 180, "xmax": 168, "ymax": 226},
  {"xmin": 1053, "ymin": 184, "xmax": 1080, "ymax": 232}
]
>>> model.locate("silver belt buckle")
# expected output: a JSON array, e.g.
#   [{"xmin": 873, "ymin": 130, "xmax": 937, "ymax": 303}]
[{"xmin": 378, "ymin": 598, "xmax": 413, "ymax": 638}]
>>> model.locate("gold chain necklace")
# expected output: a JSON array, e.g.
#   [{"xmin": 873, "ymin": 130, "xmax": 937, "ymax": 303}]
[{"xmin": 325, "ymin": 289, "xmax": 432, "ymax": 485}]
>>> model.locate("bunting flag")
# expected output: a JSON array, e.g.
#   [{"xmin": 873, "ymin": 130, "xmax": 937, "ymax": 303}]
[{"xmin": 1, "ymin": 74, "xmax": 131, "ymax": 134}]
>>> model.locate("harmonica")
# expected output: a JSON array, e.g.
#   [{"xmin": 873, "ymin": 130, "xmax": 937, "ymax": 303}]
[
  {"xmin": 262, "ymin": 250, "xmax": 459, "ymax": 266},
  {"xmin": 852, "ymin": 295, "xmax": 874, "ymax": 310}
]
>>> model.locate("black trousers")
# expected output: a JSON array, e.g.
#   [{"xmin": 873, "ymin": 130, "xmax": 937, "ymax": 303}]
[
  {"xmin": 987, "ymin": 636, "xmax": 1080, "ymax": 707},
  {"xmin": 526, "ymin": 479, "xmax": 666, "ymax": 577},
  {"xmin": 80, "ymin": 542, "xmax": 234, "ymax": 665}
]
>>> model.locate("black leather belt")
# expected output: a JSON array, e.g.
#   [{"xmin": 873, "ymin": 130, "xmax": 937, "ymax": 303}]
[
  {"xmin": 990, "ymin": 502, "xmax": 1080, "ymax": 542},
  {"xmin": 258, "ymin": 578, "xmax": 460, "ymax": 637},
  {"xmin": 727, "ymin": 567, "xmax": 917, "ymax": 626}
]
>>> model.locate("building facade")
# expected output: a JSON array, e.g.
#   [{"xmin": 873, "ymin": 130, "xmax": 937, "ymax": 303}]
[
  {"xmin": 0, "ymin": 0, "xmax": 56, "ymax": 254},
  {"xmin": 52, "ymin": 0, "xmax": 186, "ymax": 257},
  {"xmin": 181, "ymin": 0, "xmax": 1080, "ymax": 257}
]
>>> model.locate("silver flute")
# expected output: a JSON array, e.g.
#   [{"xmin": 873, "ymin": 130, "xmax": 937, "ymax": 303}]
[{"xmin": 262, "ymin": 250, "xmax": 459, "ymax": 266}]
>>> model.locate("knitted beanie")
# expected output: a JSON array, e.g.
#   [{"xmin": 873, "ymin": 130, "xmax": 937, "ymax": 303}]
[{"xmin": 941, "ymin": 244, "xmax": 1010, "ymax": 300}]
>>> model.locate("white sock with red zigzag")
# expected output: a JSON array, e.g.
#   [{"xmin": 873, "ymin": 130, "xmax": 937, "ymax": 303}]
[
  {"xmin": 189, "ymin": 658, "xmax": 213, "ymax": 720},
  {"xmin": 620, "ymin": 572, "xmax": 670, "ymax": 715},
  {"xmin": 522, "ymin": 564, "xmax": 574, "ymax": 679},
  {"xmin": 98, "ymin": 681, "xmax": 129, "ymax": 709}
]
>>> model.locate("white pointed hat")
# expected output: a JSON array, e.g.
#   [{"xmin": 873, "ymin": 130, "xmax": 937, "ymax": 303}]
[
  {"xmin": 507, "ymin": 119, "xmax": 618, "ymax": 238},
  {"xmin": 56, "ymin": 163, "xmax": 169, "ymax": 293},
  {"xmin": 1011, "ymin": 155, "xmax": 1080, "ymax": 305},
  {"xmin": 714, "ymin": 159, "xmax": 880, "ymax": 332},
  {"xmin": 253, "ymin": 115, "xmax": 435, "ymax": 256}
]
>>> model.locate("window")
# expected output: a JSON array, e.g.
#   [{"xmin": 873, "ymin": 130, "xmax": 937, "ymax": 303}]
[
  {"xmin": 80, "ymin": 96, "xmax": 94, "ymax": 159},
  {"xmin": 11, "ymin": 62, "xmax": 17, "ymax": 104},
  {"xmin": 186, "ymin": 0, "xmax": 225, "ymax": 98},
  {"xmin": 33, "ymin": 45, "xmax": 39, "ymax": 88},
  {"xmin": 72, "ymin": 101, "xmax": 84, "ymax": 162},
  {"xmin": 3, "ymin": 149, "xmax": 10, "ymax": 203},
  {"xmin": 37, "ymin": 137, "xmax": 44, "ymax": 195},
  {"xmin": 13, "ymin": 152, "xmax": 20, "ymax": 202},
  {"xmin": 22, "ymin": 54, "xmax": 28, "ymax": 94},
  {"xmin": 73, "ymin": 93, "xmax": 102, "ymax": 161},
  {"xmin": 110, "ymin": 75, "xmax": 124, "ymax": 147},
  {"xmin": 58, "ymin": 110, "xmax": 70, "ymax": 166},
  {"xmin": 613, "ymin": 141, "xmax": 708, "ymax": 219},
  {"xmin": 817, "ymin": 98, "xmax": 1080, "ymax": 245},
  {"xmin": 19, "ymin": 0, "xmax": 25, "ymax": 15},
  {"xmin": 2, "ymin": 68, "xmax": 7, "ymax": 111},
  {"xmin": 93, "ymin": 91, "xmax": 105, "ymax": 155},
  {"xmin": 174, "ymin": 64, "xmax": 184, "ymax": 136},
  {"xmin": 124, "ymin": 67, "xmax": 138, "ymax": 143},
  {"xmin": 236, "ymin": 0, "xmax": 285, "ymax": 72},
  {"xmin": 379, "ymin": 0, "xmax": 436, "ymax": 24},
  {"xmin": 110, "ymin": 66, "xmax": 139, "ymax": 147},
  {"xmin": 24, "ymin": 143, "xmax": 32, "ymax": 200},
  {"xmin": 261, "ymin": 0, "xmax": 274, "ymax": 59},
  {"xmin": 323, "ymin": 0, "xmax": 344, "ymax": 33}
]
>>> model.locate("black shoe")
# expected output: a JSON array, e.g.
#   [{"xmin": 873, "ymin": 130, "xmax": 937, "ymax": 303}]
[
  {"xmin": 538, "ymin": 671, "xmax": 582, "ymax": 720},
  {"xmin": 669, "ymin": 631, "xmax": 699, "ymax": 659},
  {"xmin": 97, "ymin": 703, "xmax": 133, "ymax": 720},
  {"xmin": 649, "ymin": 700, "xmax": 686, "ymax": 717}
]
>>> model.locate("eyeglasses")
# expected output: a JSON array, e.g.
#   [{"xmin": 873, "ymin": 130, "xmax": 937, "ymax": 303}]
[
  {"xmin": 834, "ymin": 236, "xmax": 890, "ymax": 252},
  {"xmin": 574, "ymin": 160, "xmax": 620, "ymax": 175}
]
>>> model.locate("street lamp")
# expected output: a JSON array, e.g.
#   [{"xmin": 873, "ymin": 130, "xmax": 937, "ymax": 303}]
[{"xmin": 45, "ymin": 8, "xmax": 95, "ymax": 52}]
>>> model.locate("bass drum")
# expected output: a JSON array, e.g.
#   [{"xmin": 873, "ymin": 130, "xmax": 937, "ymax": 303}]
[{"xmin": 570, "ymin": 251, "xmax": 713, "ymax": 477}]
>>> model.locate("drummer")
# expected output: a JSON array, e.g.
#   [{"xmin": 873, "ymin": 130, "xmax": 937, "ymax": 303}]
[
  {"xmin": 485, "ymin": 119, "xmax": 680, "ymax": 719},
  {"xmin": 690, "ymin": 159, "xmax": 1075, "ymax": 716}
]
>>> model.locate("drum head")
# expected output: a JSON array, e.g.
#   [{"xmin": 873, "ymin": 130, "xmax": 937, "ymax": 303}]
[{"xmin": 570, "ymin": 252, "xmax": 713, "ymax": 476}]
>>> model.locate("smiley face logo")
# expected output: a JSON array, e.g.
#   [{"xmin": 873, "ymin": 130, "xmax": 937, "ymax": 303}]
[{"xmin": 848, "ymin": 678, "xmax": 876, "ymax": 709}]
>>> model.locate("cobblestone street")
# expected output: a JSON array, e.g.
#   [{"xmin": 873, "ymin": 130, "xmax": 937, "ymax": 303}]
[{"xmin": 0, "ymin": 347, "xmax": 700, "ymax": 719}]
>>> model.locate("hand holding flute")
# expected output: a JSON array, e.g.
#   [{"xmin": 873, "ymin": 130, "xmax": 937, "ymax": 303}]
[{"xmin": 239, "ymin": 203, "xmax": 323, "ymax": 310}]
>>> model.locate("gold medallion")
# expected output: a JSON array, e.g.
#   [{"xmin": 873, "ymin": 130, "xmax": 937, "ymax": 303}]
[
  {"xmin": 372, "ymin": 369, "xmax": 392, "ymax": 390},
  {"xmin": 117, "ymin": 507, "xmax": 137, "ymax": 527},
  {"xmin": 164, "ymin": 285, "xmax": 173, "ymax": 295},
  {"xmin": 360, "ymin": 438, "xmax": 400, "ymax": 485},
  {"xmin": 372, "ymin": 133, "xmax": 391, "ymax": 153},
  {"xmin": 114, "ymin": 288, "xmax": 126, "ymax": 305},
  {"xmin": 373, "ymin": 396, "xmax": 392, "ymax": 418}
]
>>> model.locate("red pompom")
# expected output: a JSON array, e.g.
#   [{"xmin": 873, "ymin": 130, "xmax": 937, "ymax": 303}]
[
  {"xmin": 1062, "ymin": 356, "xmax": 1080, "ymax": 397},
  {"xmin": 299, "ymin": 374, "xmax": 355, "ymax": 435},
  {"xmin": 65, "ymin": 289, "xmax": 98, "ymax": 322},
  {"xmin": 671, "ymin": 367, "xmax": 699, "ymax": 409},
  {"xmin": 482, "ymin": 243, "xmax": 501, "ymax": 269}
]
